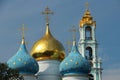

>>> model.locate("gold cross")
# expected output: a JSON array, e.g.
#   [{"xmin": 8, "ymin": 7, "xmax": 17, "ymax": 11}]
[
  {"xmin": 66, "ymin": 40, "xmax": 72, "ymax": 53},
  {"xmin": 85, "ymin": 2, "xmax": 89, "ymax": 10},
  {"xmin": 20, "ymin": 24, "xmax": 28, "ymax": 38},
  {"xmin": 42, "ymin": 6, "xmax": 54, "ymax": 24},
  {"xmin": 70, "ymin": 26, "xmax": 78, "ymax": 41}
]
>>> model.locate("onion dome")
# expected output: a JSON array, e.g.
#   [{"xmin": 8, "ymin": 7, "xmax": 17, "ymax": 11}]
[
  {"xmin": 60, "ymin": 41, "xmax": 90, "ymax": 76},
  {"xmin": 7, "ymin": 37, "xmax": 39, "ymax": 75},
  {"xmin": 30, "ymin": 23, "xmax": 65, "ymax": 61},
  {"xmin": 80, "ymin": 9, "xmax": 96, "ymax": 28}
]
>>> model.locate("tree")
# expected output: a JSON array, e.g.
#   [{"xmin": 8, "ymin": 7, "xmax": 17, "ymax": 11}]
[{"xmin": 0, "ymin": 62, "xmax": 24, "ymax": 80}]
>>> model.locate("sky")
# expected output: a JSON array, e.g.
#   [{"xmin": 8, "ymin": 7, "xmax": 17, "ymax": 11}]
[{"xmin": 0, "ymin": 0, "xmax": 120, "ymax": 80}]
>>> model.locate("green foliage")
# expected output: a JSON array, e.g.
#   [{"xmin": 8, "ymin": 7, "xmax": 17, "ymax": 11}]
[{"xmin": 0, "ymin": 62, "xmax": 24, "ymax": 80}]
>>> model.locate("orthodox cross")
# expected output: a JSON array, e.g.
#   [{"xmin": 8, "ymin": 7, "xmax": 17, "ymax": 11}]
[
  {"xmin": 66, "ymin": 39, "xmax": 72, "ymax": 53},
  {"xmin": 19, "ymin": 24, "xmax": 28, "ymax": 44},
  {"xmin": 66, "ymin": 26, "xmax": 78, "ymax": 53},
  {"xmin": 42, "ymin": 6, "xmax": 54, "ymax": 24},
  {"xmin": 86, "ymin": 2, "xmax": 89, "ymax": 10},
  {"xmin": 70, "ymin": 26, "xmax": 78, "ymax": 41},
  {"xmin": 20, "ymin": 24, "xmax": 28, "ymax": 38}
]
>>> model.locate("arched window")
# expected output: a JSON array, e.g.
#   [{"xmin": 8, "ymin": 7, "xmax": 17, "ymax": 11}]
[
  {"xmin": 85, "ymin": 47, "xmax": 93, "ymax": 60},
  {"xmin": 85, "ymin": 26, "xmax": 92, "ymax": 40}
]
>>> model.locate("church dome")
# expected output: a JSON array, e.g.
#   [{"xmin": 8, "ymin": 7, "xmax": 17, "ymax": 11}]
[
  {"xmin": 80, "ymin": 9, "xmax": 96, "ymax": 28},
  {"xmin": 30, "ymin": 23, "xmax": 65, "ymax": 61},
  {"xmin": 60, "ymin": 41, "xmax": 90, "ymax": 76},
  {"xmin": 7, "ymin": 38, "xmax": 39, "ymax": 75}
]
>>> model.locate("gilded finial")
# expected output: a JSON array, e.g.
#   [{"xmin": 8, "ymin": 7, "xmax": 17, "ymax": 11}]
[
  {"xmin": 80, "ymin": 2, "xmax": 96, "ymax": 28},
  {"xmin": 70, "ymin": 26, "xmax": 78, "ymax": 41},
  {"xmin": 85, "ymin": 2, "xmax": 89, "ymax": 10},
  {"xmin": 42, "ymin": 6, "xmax": 54, "ymax": 24}
]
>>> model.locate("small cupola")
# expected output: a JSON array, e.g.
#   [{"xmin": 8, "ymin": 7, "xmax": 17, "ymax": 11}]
[{"xmin": 60, "ymin": 41, "xmax": 90, "ymax": 76}]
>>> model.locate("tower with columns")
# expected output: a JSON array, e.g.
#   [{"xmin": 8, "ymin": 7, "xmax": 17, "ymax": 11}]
[{"xmin": 78, "ymin": 4, "xmax": 102, "ymax": 80}]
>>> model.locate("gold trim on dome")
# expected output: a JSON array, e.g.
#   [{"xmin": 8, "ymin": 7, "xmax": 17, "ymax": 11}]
[
  {"xmin": 80, "ymin": 9, "xmax": 96, "ymax": 28},
  {"xmin": 65, "ymin": 62, "xmax": 68, "ymax": 65},
  {"xmin": 76, "ymin": 62, "xmax": 78, "ymax": 65},
  {"xmin": 24, "ymin": 62, "xmax": 27, "ymax": 65}
]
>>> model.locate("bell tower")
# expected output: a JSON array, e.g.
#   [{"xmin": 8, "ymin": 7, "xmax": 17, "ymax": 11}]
[{"xmin": 78, "ymin": 3, "xmax": 102, "ymax": 80}]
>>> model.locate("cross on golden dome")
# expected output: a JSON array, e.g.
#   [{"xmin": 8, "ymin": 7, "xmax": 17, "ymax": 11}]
[{"xmin": 42, "ymin": 6, "xmax": 54, "ymax": 24}]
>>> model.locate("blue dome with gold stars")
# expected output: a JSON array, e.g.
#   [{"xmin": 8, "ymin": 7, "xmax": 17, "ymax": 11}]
[
  {"xmin": 60, "ymin": 41, "xmax": 90, "ymax": 76},
  {"xmin": 7, "ymin": 38, "xmax": 39, "ymax": 75}
]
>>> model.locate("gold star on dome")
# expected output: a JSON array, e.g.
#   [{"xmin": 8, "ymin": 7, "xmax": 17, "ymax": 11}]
[
  {"xmin": 13, "ymin": 62, "xmax": 16, "ymax": 65},
  {"xmin": 18, "ymin": 58, "xmax": 22, "ymax": 61},
  {"xmin": 24, "ymin": 62, "xmax": 27, "ymax": 65},
  {"xmin": 65, "ymin": 62, "xmax": 68, "ymax": 65},
  {"xmin": 75, "ymin": 62, "xmax": 78, "ymax": 65}
]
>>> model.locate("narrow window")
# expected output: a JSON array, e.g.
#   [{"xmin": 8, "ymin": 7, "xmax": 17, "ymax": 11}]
[
  {"xmin": 86, "ymin": 47, "xmax": 93, "ymax": 60},
  {"xmin": 85, "ymin": 26, "xmax": 92, "ymax": 40}
]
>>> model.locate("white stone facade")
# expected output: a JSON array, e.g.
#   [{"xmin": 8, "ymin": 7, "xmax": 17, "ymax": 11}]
[
  {"xmin": 37, "ymin": 60, "xmax": 61, "ymax": 80},
  {"xmin": 23, "ymin": 75, "xmax": 37, "ymax": 80}
]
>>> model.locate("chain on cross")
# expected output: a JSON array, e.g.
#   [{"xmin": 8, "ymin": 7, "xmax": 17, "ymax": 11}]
[{"xmin": 42, "ymin": 6, "xmax": 54, "ymax": 24}]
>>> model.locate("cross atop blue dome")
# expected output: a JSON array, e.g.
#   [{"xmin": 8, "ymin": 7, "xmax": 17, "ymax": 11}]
[
  {"xmin": 60, "ymin": 41, "xmax": 90, "ymax": 76},
  {"xmin": 7, "ymin": 37, "xmax": 39, "ymax": 75}
]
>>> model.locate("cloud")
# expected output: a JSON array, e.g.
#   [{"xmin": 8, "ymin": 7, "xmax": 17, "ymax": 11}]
[{"xmin": 103, "ymin": 68, "xmax": 120, "ymax": 80}]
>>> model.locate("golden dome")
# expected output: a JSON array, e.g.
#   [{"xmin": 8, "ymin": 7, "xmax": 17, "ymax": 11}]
[
  {"xmin": 80, "ymin": 10, "xmax": 96, "ymax": 28},
  {"xmin": 30, "ymin": 23, "xmax": 65, "ymax": 61}
]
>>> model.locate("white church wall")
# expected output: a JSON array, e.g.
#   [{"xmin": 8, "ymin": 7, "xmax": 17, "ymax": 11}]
[
  {"xmin": 37, "ymin": 60, "xmax": 61, "ymax": 80},
  {"xmin": 62, "ymin": 75, "xmax": 89, "ymax": 80},
  {"xmin": 23, "ymin": 75, "xmax": 37, "ymax": 80}
]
